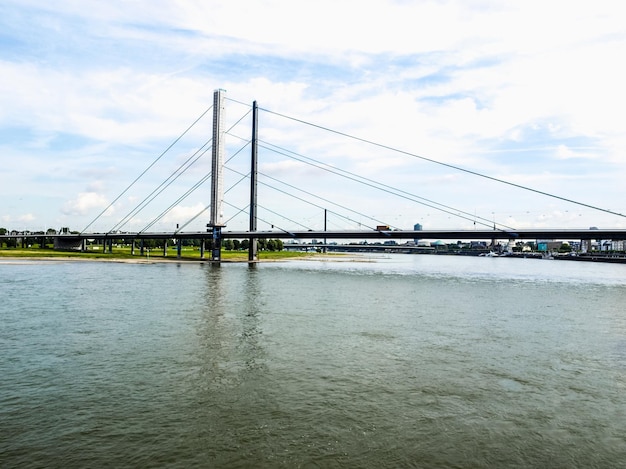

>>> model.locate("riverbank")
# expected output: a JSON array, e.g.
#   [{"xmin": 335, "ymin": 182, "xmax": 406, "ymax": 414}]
[
  {"xmin": 553, "ymin": 254, "xmax": 626, "ymax": 264},
  {"xmin": 497, "ymin": 252, "xmax": 626, "ymax": 263},
  {"xmin": 0, "ymin": 256, "xmax": 196, "ymax": 264},
  {"xmin": 0, "ymin": 248, "xmax": 352, "ymax": 264}
]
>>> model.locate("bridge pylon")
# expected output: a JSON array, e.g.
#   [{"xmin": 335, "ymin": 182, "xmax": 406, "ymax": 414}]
[
  {"xmin": 249, "ymin": 100, "xmax": 259, "ymax": 261},
  {"xmin": 208, "ymin": 89, "xmax": 226, "ymax": 261}
]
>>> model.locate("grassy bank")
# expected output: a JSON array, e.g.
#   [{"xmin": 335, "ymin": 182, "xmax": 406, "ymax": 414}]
[{"xmin": 0, "ymin": 247, "xmax": 321, "ymax": 262}]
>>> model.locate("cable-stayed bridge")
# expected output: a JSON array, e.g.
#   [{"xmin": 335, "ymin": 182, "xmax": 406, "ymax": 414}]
[{"xmin": 4, "ymin": 89, "xmax": 626, "ymax": 261}]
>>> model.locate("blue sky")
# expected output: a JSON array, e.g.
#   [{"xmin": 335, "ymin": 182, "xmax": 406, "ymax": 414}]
[{"xmin": 2, "ymin": 0, "xmax": 626, "ymax": 233}]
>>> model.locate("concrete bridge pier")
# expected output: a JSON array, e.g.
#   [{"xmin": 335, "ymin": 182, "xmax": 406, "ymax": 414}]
[
  {"xmin": 177, "ymin": 238, "xmax": 182, "ymax": 258},
  {"xmin": 163, "ymin": 240, "xmax": 167, "ymax": 257},
  {"xmin": 212, "ymin": 227, "xmax": 222, "ymax": 261}
]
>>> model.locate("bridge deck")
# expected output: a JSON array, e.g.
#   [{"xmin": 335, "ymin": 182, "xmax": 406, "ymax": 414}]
[{"xmin": 3, "ymin": 229, "xmax": 626, "ymax": 242}]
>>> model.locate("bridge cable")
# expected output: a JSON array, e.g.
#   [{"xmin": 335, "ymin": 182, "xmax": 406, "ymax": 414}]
[
  {"xmin": 140, "ymin": 139, "xmax": 251, "ymax": 233},
  {"xmin": 140, "ymin": 171, "xmax": 212, "ymax": 233},
  {"xmin": 226, "ymin": 132, "xmax": 417, "ymax": 229},
  {"xmin": 257, "ymin": 139, "xmax": 511, "ymax": 231},
  {"xmin": 174, "ymin": 171, "xmax": 250, "ymax": 233},
  {"xmin": 81, "ymin": 104, "xmax": 214, "ymax": 233},
  {"xmin": 222, "ymin": 200, "xmax": 306, "ymax": 234},
  {"xmin": 222, "ymin": 159, "xmax": 382, "ymax": 230},
  {"xmin": 260, "ymin": 107, "xmax": 626, "ymax": 220},
  {"xmin": 226, "ymin": 130, "xmax": 501, "ymax": 231},
  {"xmin": 258, "ymin": 171, "xmax": 388, "ymax": 230},
  {"xmin": 227, "ymin": 127, "xmax": 513, "ymax": 229},
  {"xmin": 256, "ymin": 203, "xmax": 313, "ymax": 230},
  {"xmin": 222, "ymin": 202, "xmax": 250, "ymax": 227},
  {"xmin": 109, "ymin": 138, "xmax": 213, "ymax": 233},
  {"xmin": 256, "ymin": 170, "xmax": 392, "ymax": 230},
  {"xmin": 227, "ymin": 101, "xmax": 493, "ymax": 229},
  {"xmin": 124, "ymin": 109, "xmax": 252, "ymax": 233},
  {"xmin": 175, "ymin": 165, "xmax": 253, "ymax": 233}
]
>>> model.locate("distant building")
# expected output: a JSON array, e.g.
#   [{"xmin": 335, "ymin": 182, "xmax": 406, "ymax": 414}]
[
  {"xmin": 602, "ymin": 240, "xmax": 624, "ymax": 251},
  {"xmin": 537, "ymin": 239, "xmax": 561, "ymax": 253},
  {"xmin": 470, "ymin": 241, "xmax": 487, "ymax": 249},
  {"xmin": 413, "ymin": 223, "xmax": 422, "ymax": 244}
]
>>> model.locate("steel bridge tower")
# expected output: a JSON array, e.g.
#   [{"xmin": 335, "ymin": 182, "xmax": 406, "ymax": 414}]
[{"xmin": 209, "ymin": 89, "xmax": 226, "ymax": 260}]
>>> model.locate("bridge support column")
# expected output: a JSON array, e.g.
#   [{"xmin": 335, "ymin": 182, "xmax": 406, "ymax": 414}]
[
  {"xmin": 163, "ymin": 240, "xmax": 167, "ymax": 257},
  {"xmin": 131, "ymin": 240, "xmax": 135, "ymax": 256},
  {"xmin": 323, "ymin": 208, "xmax": 327, "ymax": 254},
  {"xmin": 249, "ymin": 100, "xmax": 258, "ymax": 262},
  {"xmin": 140, "ymin": 239, "xmax": 145, "ymax": 256},
  {"xmin": 249, "ymin": 237, "xmax": 258, "ymax": 262},
  {"xmin": 81, "ymin": 238, "xmax": 87, "ymax": 252},
  {"xmin": 177, "ymin": 238, "xmax": 182, "ymax": 258},
  {"xmin": 200, "ymin": 239, "xmax": 205, "ymax": 259},
  {"xmin": 212, "ymin": 227, "xmax": 222, "ymax": 261}
]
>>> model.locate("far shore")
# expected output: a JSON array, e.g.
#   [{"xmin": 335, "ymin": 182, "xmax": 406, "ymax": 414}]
[{"xmin": 0, "ymin": 250, "xmax": 366, "ymax": 264}]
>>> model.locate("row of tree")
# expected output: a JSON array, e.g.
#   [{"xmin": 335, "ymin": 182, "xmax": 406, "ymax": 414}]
[
  {"xmin": 127, "ymin": 238, "xmax": 284, "ymax": 251},
  {"xmin": 223, "ymin": 239, "xmax": 284, "ymax": 251},
  {"xmin": 1, "ymin": 227, "xmax": 53, "ymax": 248},
  {"xmin": 0, "ymin": 227, "xmax": 77, "ymax": 247},
  {"xmin": 0, "ymin": 227, "xmax": 285, "ymax": 252}
]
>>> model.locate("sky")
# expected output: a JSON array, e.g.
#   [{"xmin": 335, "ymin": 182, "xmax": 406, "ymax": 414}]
[{"xmin": 2, "ymin": 0, "xmax": 626, "ymax": 234}]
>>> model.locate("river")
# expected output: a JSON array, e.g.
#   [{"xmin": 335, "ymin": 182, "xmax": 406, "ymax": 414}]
[{"xmin": 1, "ymin": 254, "xmax": 625, "ymax": 467}]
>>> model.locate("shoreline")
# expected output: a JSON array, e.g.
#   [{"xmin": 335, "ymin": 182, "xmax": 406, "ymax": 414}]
[
  {"xmin": 0, "ymin": 252, "xmax": 364, "ymax": 265},
  {"xmin": 3, "ymin": 251, "xmax": 626, "ymax": 265},
  {"xmin": 0, "ymin": 256, "xmax": 203, "ymax": 264}
]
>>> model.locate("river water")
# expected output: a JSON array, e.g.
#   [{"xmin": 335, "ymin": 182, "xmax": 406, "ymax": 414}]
[{"xmin": 1, "ymin": 254, "xmax": 625, "ymax": 468}]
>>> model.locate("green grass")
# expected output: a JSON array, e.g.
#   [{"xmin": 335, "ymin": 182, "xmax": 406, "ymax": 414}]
[
  {"xmin": 0, "ymin": 247, "xmax": 137, "ymax": 259},
  {"xmin": 0, "ymin": 246, "xmax": 322, "ymax": 262}
]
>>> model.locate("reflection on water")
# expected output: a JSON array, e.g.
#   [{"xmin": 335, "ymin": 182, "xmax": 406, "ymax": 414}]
[
  {"xmin": 1, "ymin": 256, "xmax": 625, "ymax": 468},
  {"xmin": 196, "ymin": 264, "xmax": 267, "ymax": 393}
]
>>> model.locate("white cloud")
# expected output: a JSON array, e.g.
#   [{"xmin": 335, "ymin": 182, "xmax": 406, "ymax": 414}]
[
  {"xmin": 554, "ymin": 145, "xmax": 597, "ymax": 160},
  {"xmin": 18, "ymin": 213, "xmax": 35, "ymax": 223},
  {"xmin": 160, "ymin": 202, "xmax": 207, "ymax": 225},
  {"xmin": 1, "ymin": 213, "xmax": 35, "ymax": 224},
  {"xmin": 62, "ymin": 192, "xmax": 110, "ymax": 216}
]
